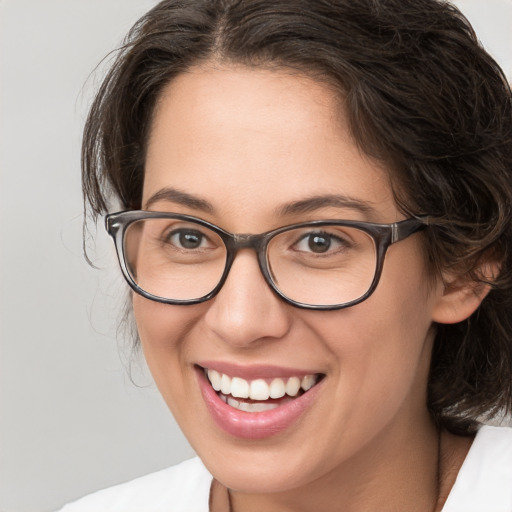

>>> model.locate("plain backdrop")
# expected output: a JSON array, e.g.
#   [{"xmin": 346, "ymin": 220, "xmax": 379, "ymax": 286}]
[{"xmin": 0, "ymin": 1, "xmax": 511, "ymax": 511}]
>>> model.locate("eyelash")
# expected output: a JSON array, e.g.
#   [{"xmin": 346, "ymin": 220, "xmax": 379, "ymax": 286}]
[
  {"xmin": 291, "ymin": 231, "xmax": 353, "ymax": 255},
  {"xmin": 163, "ymin": 228, "xmax": 214, "ymax": 251}
]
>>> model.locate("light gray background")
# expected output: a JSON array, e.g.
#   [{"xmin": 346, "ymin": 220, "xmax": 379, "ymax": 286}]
[{"xmin": 0, "ymin": 1, "xmax": 511, "ymax": 511}]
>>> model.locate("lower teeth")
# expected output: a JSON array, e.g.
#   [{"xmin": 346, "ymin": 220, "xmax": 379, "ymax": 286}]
[
  {"xmin": 228, "ymin": 396, "xmax": 279, "ymax": 412},
  {"xmin": 221, "ymin": 393, "xmax": 286, "ymax": 412}
]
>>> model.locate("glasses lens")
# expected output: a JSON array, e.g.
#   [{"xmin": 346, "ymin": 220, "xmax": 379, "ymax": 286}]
[
  {"xmin": 267, "ymin": 224, "xmax": 377, "ymax": 306},
  {"xmin": 123, "ymin": 218, "xmax": 227, "ymax": 301}
]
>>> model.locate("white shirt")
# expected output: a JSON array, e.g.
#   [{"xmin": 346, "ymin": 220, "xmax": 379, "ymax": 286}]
[
  {"xmin": 59, "ymin": 425, "xmax": 512, "ymax": 512},
  {"xmin": 442, "ymin": 425, "xmax": 512, "ymax": 511}
]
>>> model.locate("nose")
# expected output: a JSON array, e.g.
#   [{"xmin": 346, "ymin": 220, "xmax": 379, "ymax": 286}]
[{"xmin": 203, "ymin": 249, "xmax": 292, "ymax": 347}]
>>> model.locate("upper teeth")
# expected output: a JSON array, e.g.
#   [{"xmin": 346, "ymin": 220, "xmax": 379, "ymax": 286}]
[{"xmin": 206, "ymin": 369, "xmax": 318, "ymax": 400}]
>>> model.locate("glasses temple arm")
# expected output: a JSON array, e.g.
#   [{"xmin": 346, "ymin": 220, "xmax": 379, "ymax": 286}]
[{"xmin": 392, "ymin": 216, "xmax": 431, "ymax": 243}]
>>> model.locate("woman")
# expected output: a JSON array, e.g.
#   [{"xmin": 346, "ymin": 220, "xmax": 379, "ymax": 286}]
[{"xmin": 62, "ymin": 0, "xmax": 512, "ymax": 510}]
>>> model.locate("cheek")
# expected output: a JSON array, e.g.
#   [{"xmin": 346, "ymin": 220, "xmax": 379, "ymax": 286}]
[
  {"xmin": 357, "ymin": 266, "xmax": 435, "ymax": 406},
  {"xmin": 132, "ymin": 294, "xmax": 199, "ymax": 396},
  {"xmin": 310, "ymin": 255, "xmax": 436, "ymax": 419}
]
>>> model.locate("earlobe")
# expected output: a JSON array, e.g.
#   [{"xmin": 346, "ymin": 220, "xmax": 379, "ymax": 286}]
[{"xmin": 431, "ymin": 263, "xmax": 497, "ymax": 325}]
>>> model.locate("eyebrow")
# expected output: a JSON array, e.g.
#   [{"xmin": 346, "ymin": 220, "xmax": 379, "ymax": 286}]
[
  {"xmin": 276, "ymin": 194, "xmax": 377, "ymax": 218},
  {"xmin": 144, "ymin": 187, "xmax": 215, "ymax": 213},
  {"xmin": 144, "ymin": 187, "xmax": 376, "ymax": 219}
]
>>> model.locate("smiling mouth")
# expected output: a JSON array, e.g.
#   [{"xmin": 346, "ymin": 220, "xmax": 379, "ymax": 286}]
[{"xmin": 203, "ymin": 368, "xmax": 324, "ymax": 413}]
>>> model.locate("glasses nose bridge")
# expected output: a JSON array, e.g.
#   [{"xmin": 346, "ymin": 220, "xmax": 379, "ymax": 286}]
[
  {"xmin": 223, "ymin": 232, "xmax": 269, "ymax": 280},
  {"xmin": 232, "ymin": 232, "xmax": 263, "ymax": 248}
]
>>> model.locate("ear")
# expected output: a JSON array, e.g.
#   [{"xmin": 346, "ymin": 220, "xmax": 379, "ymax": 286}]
[{"xmin": 431, "ymin": 262, "xmax": 498, "ymax": 325}]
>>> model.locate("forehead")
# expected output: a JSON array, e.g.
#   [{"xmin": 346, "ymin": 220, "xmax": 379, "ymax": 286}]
[{"xmin": 144, "ymin": 65, "xmax": 398, "ymax": 228}]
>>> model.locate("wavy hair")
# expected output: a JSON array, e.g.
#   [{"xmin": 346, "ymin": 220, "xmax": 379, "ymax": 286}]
[{"xmin": 82, "ymin": 0, "xmax": 512, "ymax": 434}]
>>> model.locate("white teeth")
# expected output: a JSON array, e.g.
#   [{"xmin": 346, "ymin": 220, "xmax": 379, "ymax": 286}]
[
  {"xmin": 207, "ymin": 369, "xmax": 222, "ymax": 391},
  {"xmin": 250, "ymin": 379, "xmax": 270, "ymax": 400},
  {"xmin": 269, "ymin": 378, "xmax": 286, "ymax": 399},
  {"xmin": 226, "ymin": 395, "xmax": 279, "ymax": 412},
  {"xmin": 243, "ymin": 402, "xmax": 279, "ymax": 412},
  {"xmin": 231, "ymin": 377, "xmax": 249, "ymax": 398},
  {"xmin": 227, "ymin": 396, "xmax": 239, "ymax": 408},
  {"xmin": 285, "ymin": 376, "xmax": 301, "ymax": 396},
  {"xmin": 220, "ymin": 374, "xmax": 231, "ymax": 395},
  {"xmin": 301, "ymin": 374, "xmax": 316, "ymax": 392},
  {"xmin": 206, "ymin": 369, "xmax": 320, "ymax": 403}
]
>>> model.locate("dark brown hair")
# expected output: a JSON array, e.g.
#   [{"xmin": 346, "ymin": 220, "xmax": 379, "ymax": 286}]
[{"xmin": 83, "ymin": 0, "xmax": 512, "ymax": 435}]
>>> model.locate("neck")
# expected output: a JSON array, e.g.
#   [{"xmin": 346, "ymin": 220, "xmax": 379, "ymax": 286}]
[{"xmin": 434, "ymin": 429, "xmax": 474, "ymax": 512}]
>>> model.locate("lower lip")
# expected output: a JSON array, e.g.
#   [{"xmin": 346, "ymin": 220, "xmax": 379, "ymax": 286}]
[{"xmin": 197, "ymin": 368, "xmax": 323, "ymax": 440}]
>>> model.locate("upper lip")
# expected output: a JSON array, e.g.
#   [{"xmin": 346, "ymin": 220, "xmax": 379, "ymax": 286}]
[{"xmin": 196, "ymin": 361, "xmax": 323, "ymax": 380}]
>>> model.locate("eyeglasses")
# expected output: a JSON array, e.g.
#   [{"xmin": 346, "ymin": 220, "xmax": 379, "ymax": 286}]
[{"xmin": 105, "ymin": 211, "xmax": 431, "ymax": 310}]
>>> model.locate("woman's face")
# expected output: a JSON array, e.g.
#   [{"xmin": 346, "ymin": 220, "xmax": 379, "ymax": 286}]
[{"xmin": 136, "ymin": 65, "xmax": 442, "ymax": 492}]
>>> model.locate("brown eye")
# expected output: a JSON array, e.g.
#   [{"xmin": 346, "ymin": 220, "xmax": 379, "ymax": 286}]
[
  {"xmin": 307, "ymin": 233, "xmax": 331, "ymax": 253},
  {"xmin": 293, "ymin": 231, "xmax": 350, "ymax": 255},
  {"xmin": 167, "ymin": 229, "xmax": 207, "ymax": 249}
]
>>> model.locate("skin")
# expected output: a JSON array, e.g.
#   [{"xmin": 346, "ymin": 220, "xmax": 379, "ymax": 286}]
[{"xmin": 135, "ymin": 64, "xmax": 483, "ymax": 512}]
